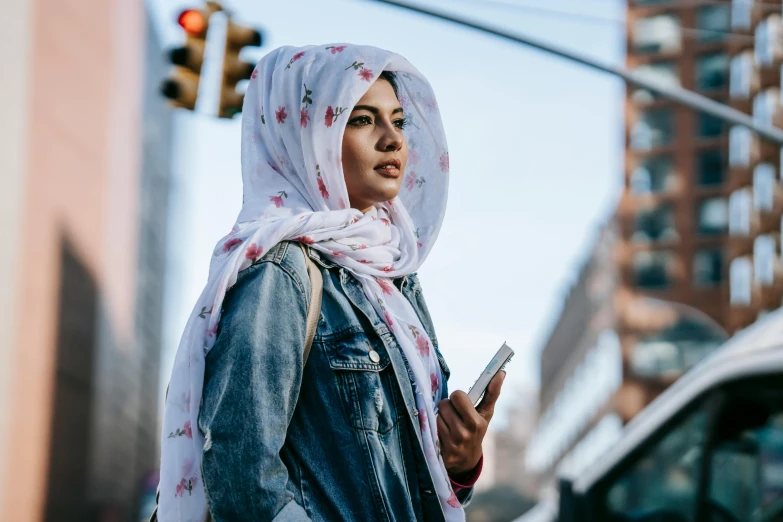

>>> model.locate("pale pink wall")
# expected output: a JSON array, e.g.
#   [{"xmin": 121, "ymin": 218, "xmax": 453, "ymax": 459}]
[{"xmin": 3, "ymin": 0, "xmax": 144, "ymax": 519}]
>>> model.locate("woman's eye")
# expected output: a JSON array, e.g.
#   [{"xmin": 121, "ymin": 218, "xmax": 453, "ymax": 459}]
[
  {"xmin": 394, "ymin": 118, "xmax": 409, "ymax": 129},
  {"xmin": 349, "ymin": 116, "xmax": 372, "ymax": 127}
]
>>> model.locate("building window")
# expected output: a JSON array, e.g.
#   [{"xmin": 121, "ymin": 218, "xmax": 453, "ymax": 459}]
[
  {"xmin": 698, "ymin": 111, "xmax": 726, "ymax": 138},
  {"xmin": 694, "ymin": 249, "xmax": 723, "ymax": 286},
  {"xmin": 729, "ymin": 126, "xmax": 752, "ymax": 166},
  {"xmin": 633, "ymin": 205, "xmax": 677, "ymax": 243},
  {"xmin": 630, "ymin": 156, "xmax": 675, "ymax": 194},
  {"xmin": 729, "ymin": 188, "xmax": 752, "ymax": 236},
  {"xmin": 731, "ymin": 0, "xmax": 752, "ymax": 30},
  {"xmin": 730, "ymin": 257, "xmax": 753, "ymax": 306},
  {"xmin": 755, "ymin": 16, "xmax": 783, "ymax": 67},
  {"xmin": 753, "ymin": 89, "xmax": 777, "ymax": 127},
  {"xmin": 780, "ymin": 216, "xmax": 783, "ymax": 254},
  {"xmin": 697, "ymin": 150, "xmax": 725, "ymax": 186},
  {"xmin": 696, "ymin": 54, "xmax": 730, "ymax": 91},
  {"xmin": 754, "ymin": 235, "xmax": 776, "ymax": 285},
  {"xmin": 631, "ymin": 108, "xmax": 674, "ymax": 150},
  {"xmin": 632, "ymin": 62, "xmax": 679, "ymax": 102},
  {"xmin": 630, "ymin": 314, "xmax": 727, "ymax": 379},
  {"xmin": 730, "ymin": 52, "xmax": 753, "ymax": 98},
  {"xmin": 633, "ymin": 251, "xmax": 674, "ymax": 288},
  {"xmin": 697, "ymin": 198, "xmax": 729, "ymax": 235},
  {"xmin": 633, "ymin": 15, "xmax": 681, "ymax": 54},
  {"xmin": 753, "ymin": 163, "xmax": 775, "ymax": 211},
  {"xmin": 698, "ymin": 5, "xmax": 730, "ymax": 42}
]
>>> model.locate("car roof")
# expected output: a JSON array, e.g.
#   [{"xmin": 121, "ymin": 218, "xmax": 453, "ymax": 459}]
[{"xmin": 573, "ymin": 308, "xmax": 783, "ymax": 493}]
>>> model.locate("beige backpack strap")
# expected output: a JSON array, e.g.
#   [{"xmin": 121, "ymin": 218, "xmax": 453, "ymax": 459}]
[{"xmin": 299, "ymin": 243, "xmax": 322, "ymax": 365}]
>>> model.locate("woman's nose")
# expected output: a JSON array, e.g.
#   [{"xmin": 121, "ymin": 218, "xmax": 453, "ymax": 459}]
[{"xmin": 377, "ymin": 122, "xmax": 403, "ymax": 152}]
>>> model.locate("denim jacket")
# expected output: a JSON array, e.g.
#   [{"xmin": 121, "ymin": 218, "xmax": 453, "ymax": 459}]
[{"xmin": 198, "ymin": 241, "xmax": 474, "ymax": 522}]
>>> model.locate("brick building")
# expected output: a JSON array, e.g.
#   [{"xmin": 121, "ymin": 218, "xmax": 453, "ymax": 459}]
[{"xmin": 0, "ymin": 1, "xmax": 172, "ymax": 520}]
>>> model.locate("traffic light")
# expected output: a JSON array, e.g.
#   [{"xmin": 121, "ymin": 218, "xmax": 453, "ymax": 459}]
[
  {"xmin": 218, "ymin": 19, "xmax": 263, "ymax": 118},
  {"xmin": 161, "ymin": 2, "xmax": 223, "ymax": 110}
]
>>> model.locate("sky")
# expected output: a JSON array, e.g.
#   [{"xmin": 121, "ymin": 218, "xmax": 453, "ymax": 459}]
[{"xmin": 151, "ymin": 0, "xmax": 626, "ymax": 428}]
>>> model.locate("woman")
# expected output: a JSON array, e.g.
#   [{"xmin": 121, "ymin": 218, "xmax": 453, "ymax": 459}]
[{"xmin": 159, "ymin": 44, "xmax": 505, "ymax": 522}]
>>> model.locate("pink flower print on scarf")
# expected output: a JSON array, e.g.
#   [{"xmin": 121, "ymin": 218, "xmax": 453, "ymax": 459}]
[
  {"xmin": 167, "ymin": 419, "xmax": 193, "ymax": 439},
  {"xmin": 300, "ymin": 84, "xmax": 313, "ymax": 128},
  {"xmin": 222, "ymin": 237, "xmax": 242, "ymax": 252},
  {"xmin": 408, "ymin": 324, "xmax": 430, "ymax": 356},
  {"xmin": 359, "ymin": 69, "xmax": 374, "ymax": 82},
  {"xmin": 270, "ymin": 190, "xmax": 288, "ymax": 208},
  {"xmin": 275, "ymin": 106, "xmax": 288, "ymax": 123},
  {"xmin": 175, "ymin": 476, "xmax": 199, "ymax": 498},
  {"xmin": 324, "ymin": 106, "xmax": 334, "ymax": 128},
  {"xmin": 300, "ymin": 107, "xmax": 310, "ymax": 128},
  {"xmin": 345, "ymin": 61, "xmax": 374, "ymax": 82},
  {"xmin": 431, "ymin": 373, "xmax": 439, "ymax": 394},
  {"xmin": 377, "ymin": 279, "xmax": 394, "ymax": 295},
  {"xmin": 285, "ymin": 51, "xmax": 305, "ymax": 69},
  {"xmin": 176, "ymin": 458, "xmax": 199, "ymax": 497},
  {"xmin": 294, "ymin": 236, "xmax": 314, "ymax": 245},
  {"xmin": 316, "ymin": 165, "xmax": 329, "ymax": 199},
  {"xmin": 418, "ymin": 408, "xmax": 428, "ymax": 432},
  {"xmin": 380, "ymin": 218, "xmax": 390, "ymax": 227},
  {"xmin": 447, "ymin": 492, "xmax": 461, "ymax": 508},
  {"xmin": 245, "ymin": 243, "xmax": 263, "ymax": 261},
  {"xmin": 416, "ymin": 335, "xmax": 430, "ymax": 357},
  {"xmin": 408, "ymin": 148, "xmax": 420, "ymax": 165},
  {"xmin": 324, "ymin": 105, "xmax": 346, "ymax": 128},
  {"xmin": 384, "ymin": 311, "xmax": 394, "ymax": 328},
  {"xmin": 405, "ymin": 172, "xmax": 418, "ymax": 191},
  {"xmin": 326, "ymin": 45, "xmax": 347, "ymax": 54},
  {"xmin": 439, "ymin": 152, "xmax": 450, "ymax": 173}
]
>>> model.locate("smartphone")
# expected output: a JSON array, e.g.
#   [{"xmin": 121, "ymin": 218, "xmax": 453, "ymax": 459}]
[{"xmin": 466, "ymin": 342, "xmax": 514, "ymax": 406}]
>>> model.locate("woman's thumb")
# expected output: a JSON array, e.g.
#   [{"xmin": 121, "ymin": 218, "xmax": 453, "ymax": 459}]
[{"xmin": 476, "ymin": 371, "xmax": 506, "ymax": 420}]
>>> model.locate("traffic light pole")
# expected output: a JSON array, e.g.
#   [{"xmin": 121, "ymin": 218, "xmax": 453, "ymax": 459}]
[{"xmin": 370, "ymin": 0, "xmax": 783, "ymax": 146}]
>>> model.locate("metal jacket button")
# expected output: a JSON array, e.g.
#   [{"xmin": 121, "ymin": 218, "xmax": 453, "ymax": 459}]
[{"xmin": 369, "ymin": 350, "xmax": 381, "ymax": 363}]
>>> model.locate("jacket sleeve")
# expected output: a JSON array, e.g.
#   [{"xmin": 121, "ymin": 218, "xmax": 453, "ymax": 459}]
[{"xmin": 199, "ymin": 259, "xmax": 313, "ymax": 522}]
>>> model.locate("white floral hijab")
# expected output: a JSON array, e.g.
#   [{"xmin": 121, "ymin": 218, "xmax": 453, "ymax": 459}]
[{"xmin": 159, "ymin": 44, "xmax": 461, "ymax": 522}]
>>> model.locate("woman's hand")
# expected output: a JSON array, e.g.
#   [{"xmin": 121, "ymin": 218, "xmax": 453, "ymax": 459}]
[{"xmin": 436, "ymin": 371, "xmax": 506, "ymax": 477}]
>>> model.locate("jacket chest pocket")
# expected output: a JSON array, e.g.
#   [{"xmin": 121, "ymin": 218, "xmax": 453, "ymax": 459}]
[{"xmin": 319, "ymin": 331, "xmax": 402, "ymax": 434}]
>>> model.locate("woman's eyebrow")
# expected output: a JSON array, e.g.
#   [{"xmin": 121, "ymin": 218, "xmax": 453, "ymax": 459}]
[{"xmin": 351, "ymin": 105, "xmax": 404, "ymax": 115}]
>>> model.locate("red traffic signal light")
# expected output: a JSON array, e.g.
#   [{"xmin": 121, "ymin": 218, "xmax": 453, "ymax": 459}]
[
  {"xmin": 178, "ymin": 9, "xmax": 207, "ymax": 37},
  {"xmin": 163, "ymin": 3, "xmax": 223, "ymax": 110}
]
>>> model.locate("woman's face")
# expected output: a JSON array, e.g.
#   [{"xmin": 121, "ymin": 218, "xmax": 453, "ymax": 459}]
[{"xmin": 342, "ymin": 77, "xmax": 408, "ymax": 212}]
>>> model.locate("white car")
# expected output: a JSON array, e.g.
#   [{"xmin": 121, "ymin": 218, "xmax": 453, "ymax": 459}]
[{"xmin": 517, "ymin": 308, "xmax": 783, "ymax": 522}]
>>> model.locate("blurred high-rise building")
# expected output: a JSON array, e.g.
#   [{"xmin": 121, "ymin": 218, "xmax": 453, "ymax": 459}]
[
  {"xmin": 526, "ymin": 0, "xmax": 783, "ymax": 494},
  {"xmin": 0, "ymin": 1, "xmax": 173, "ymax": 520}
]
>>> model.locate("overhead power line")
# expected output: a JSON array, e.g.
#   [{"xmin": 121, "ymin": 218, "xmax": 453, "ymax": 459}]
[
  {"xmin": 450, "ymin": 0, "xmax": 757, "ymax": 42},
  {"xmin": 473, "ymin": 0, "xmax": 782, "ymax": 10}
]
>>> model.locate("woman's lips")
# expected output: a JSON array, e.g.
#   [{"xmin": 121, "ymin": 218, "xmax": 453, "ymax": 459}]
[
  {"xmin": 374, "ymin": 166, "xmax": 401, "ymax": 178},
  {"xmin": 374, "ymin": 159, "xmax": 402, "ymax": 178}
]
